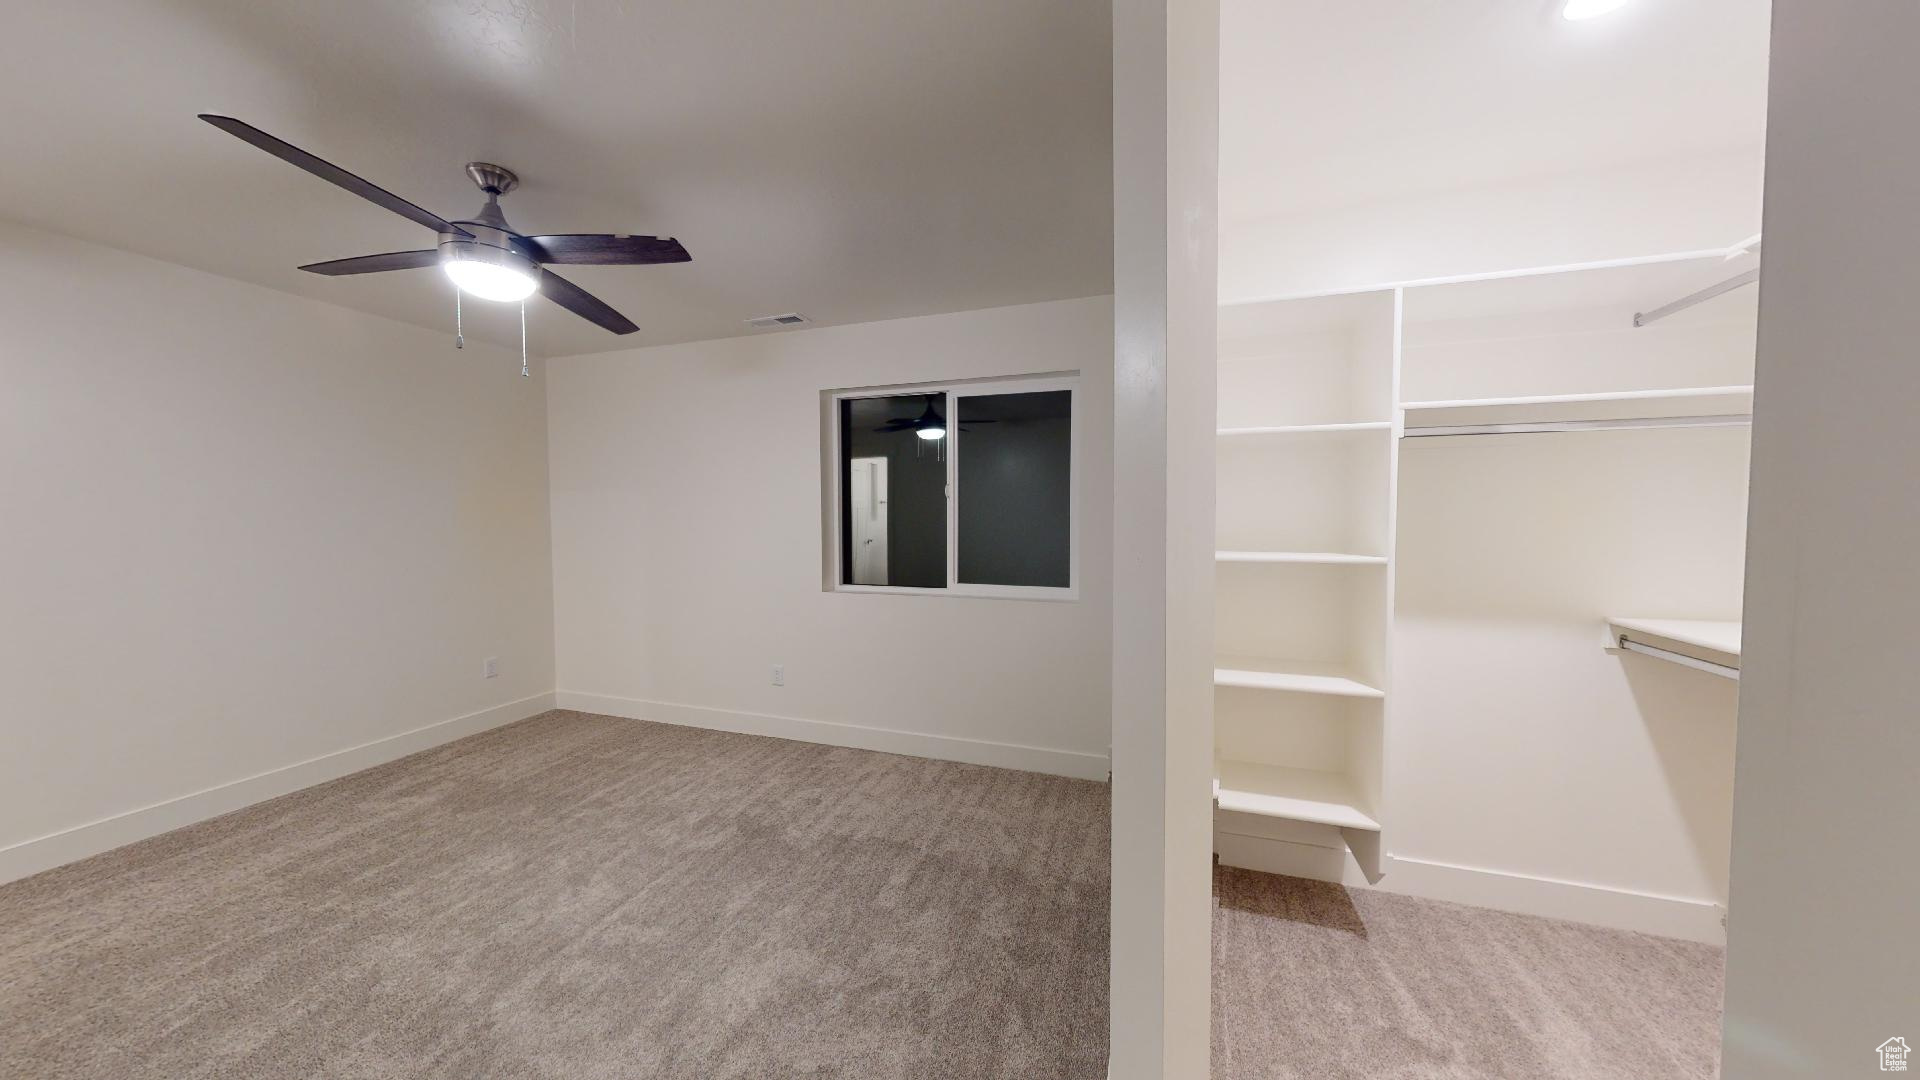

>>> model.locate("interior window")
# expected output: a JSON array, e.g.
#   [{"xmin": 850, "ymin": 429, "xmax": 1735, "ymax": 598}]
[
  {"xmin": 956, "ymin": 390, "xmax": 1072, "ymax": 588},
  {"xmin": 832, "ymin": 379, "xmax": 1075, "ymax": 596},
  {"xmin": 838, "ymin": 394, "xmax": 948, "ymax": 588}
]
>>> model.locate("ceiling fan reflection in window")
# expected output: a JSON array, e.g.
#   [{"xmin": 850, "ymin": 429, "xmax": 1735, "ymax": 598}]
[
  {"xmin": 198, "ymin": 115, "xmax": 692, "ymax": 375},
  {"xmin": 873, "ymin": 395, "xmax": 995, "ymax": 459}
]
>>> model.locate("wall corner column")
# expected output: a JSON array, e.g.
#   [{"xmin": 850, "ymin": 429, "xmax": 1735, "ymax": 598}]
[{"xmin": 1110, "ymin": 0, "xmax": 1219, "ymax": 1075}]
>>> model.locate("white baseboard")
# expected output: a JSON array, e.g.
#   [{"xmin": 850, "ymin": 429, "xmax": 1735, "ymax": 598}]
[
  {"xmin": 0, "ymin": 692, "xmax": 557, "ymax": 886},
  {"xmin": 1215, "ymin": 830, "xmax": 1726, "ymax": 944},
  {"xmin": 1380, "ymin": 854, "xmax": 1727, "ymax": 945},
  {"xmin": 554, "ymin": 691, "xmax": 1111, "ymax": 782}
]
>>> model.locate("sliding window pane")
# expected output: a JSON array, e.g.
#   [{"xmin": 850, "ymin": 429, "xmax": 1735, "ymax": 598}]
[
  {"xmin": 956, "ymin": 390, "xmax": 1071, "ymax": 588},
  {"xmin": 839, "ymin": 395, "xmax": 948, "ymax": 588}
]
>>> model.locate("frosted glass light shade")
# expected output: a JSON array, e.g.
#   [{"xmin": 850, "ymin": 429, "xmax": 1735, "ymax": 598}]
[{"xmin": 440, "ymin": 243, "xmax": 538, "ymax": 302}]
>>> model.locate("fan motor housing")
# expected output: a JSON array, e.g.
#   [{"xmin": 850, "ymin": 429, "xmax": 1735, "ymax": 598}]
[
  {"xmin": 438, "ymin": 221, "xmax": 538, "ymax": 273},
  {"xmin": 441, "ymin": 164, "xmax": 537, "ymax": 276}
]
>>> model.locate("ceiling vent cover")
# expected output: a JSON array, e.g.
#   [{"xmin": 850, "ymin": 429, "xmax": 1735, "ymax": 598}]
[{"xmin": 746, "ymin": 312, "xmax": 810, "ymax": 328}]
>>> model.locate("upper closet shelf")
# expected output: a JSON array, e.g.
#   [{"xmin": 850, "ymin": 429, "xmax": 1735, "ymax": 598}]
[
  {"xmin": 1213, "ymin": 656, "xmax": 1384, "ymax": 698},
  {"xmin": 1215, "ymin": 551, "xmax": 1387, "ymax": 565},
  {"xmin": 1214, "ymin": 759, "xmax": 1381, "ymax": 832},
  {"xmin": 1605, "ymin": 617, "xmax": 1742, "ymax": 679},
  {"xmin": 1217, "ymin": 421, "xmax": 1392, "ymax": 438},
  {"xmin": 1402, "ymin": 385, "xmax": 1754, "ymax": 438}
]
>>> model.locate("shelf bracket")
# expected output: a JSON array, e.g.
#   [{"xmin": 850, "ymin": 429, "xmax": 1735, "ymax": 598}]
[{"xmin": 1340, "ymin": 827, "xmax": 1385, "ymax": 884}]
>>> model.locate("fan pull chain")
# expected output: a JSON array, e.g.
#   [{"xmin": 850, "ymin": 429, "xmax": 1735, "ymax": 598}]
[
  {"xmin": 454, "ymin": 290, "xmax": 464, "ymax": 349},
  {"xmin": 519, "ymin": 301, "xmax": 529, "ymax": 378}
]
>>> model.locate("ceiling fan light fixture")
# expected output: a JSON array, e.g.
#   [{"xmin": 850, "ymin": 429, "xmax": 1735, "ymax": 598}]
[
  {"xmin": 916, "ymin": 425, "xmax": 947, "ymax": 441},
  {"xmin": 440, "ymin": 241, "xmax": 538, "ymax": 303},
  {"xmin": 200, "ymin": 117, "xmax": 681, "ymax": 337}
]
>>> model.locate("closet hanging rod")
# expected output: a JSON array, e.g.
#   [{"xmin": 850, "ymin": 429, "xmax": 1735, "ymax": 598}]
[
  {"xmin": 1618, "ymin": 637, "xmax": 1741, "ymax": 680},
  {"xmin": 1633, "ymin": 267, "xmax": 1760, "ymax": 327},
  {"xmin": 1403, "ymin": 414, "xmax": 1753, "ymax": 438}
]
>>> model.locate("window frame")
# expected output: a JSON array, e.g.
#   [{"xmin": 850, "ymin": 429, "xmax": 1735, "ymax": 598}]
[{"xmin": 823, "ymin": 372, "xmax": 1080, "ymax": 602}]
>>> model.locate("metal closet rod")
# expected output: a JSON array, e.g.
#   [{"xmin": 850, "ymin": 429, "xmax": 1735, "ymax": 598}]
[
  {"xmin": 1402, "ymin": 414, "xmax": 1754, "ymax": 438},
  {"xmin": 1634, "ymin": 267, "xmax": 1761, "ymax": 327},
  {"xmin": 1619, "ymin": 637, "xmax": 1741, "ymax": 680}
]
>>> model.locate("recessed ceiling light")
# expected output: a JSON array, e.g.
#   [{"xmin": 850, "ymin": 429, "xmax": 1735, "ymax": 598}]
[{"xmin": 1563, "ymin": 0, "xmax": 1630, "ymax": 19}]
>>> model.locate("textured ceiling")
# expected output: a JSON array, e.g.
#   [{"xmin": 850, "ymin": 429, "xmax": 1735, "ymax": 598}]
[{"xmin": 2, "ymin": 1, "xmax": 1112, "ymax": 356}]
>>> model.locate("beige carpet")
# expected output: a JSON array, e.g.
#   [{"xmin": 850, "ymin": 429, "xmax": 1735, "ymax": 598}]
[
  {"xmin": 1212, "ymin": 866, "xmax": 1726, "ymax": 1080},
  {"xmin": 0, "ymin": 710, "xmax": 1111, "ymax": 1080}
]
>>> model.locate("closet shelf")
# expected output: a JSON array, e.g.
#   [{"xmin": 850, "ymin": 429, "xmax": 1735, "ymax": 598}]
[
  {"xmin": 1213, "ymin": 656, "xmax": 1384, "ymax": 698},
  {"xmin": 1606, "ymin": 617, "xmax": 1742, "ymax": 678},
  {"xmin": 1215, "ymin": 551, "xmax": 1387, "ymax": 565},
  {"xmin": 1402, "ymin": 385, "xmax": 1754, "ymax": 433},
  {"xmin": 1217, "ymin": 421, "xmax": 1392, "ymax": 438},
  {"xmin": 1214, "ymin": 759, "xmax": 1381, "ymax": 832}
]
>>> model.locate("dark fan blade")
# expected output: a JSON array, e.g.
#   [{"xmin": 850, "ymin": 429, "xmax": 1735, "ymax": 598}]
[
  {"xmin": 298, "ymin": 250, "xmax": 440, "ymax": 276},
  {"xmin": 539, "ymin": 268, "xmax": 639, "ymax": 335},
  {"xmin": 519, "ymin": 234, "xmax": 691, "ymax": 265},
  {"xmin": 198, "ymin": 115, "xmax": 471, "ymax": 238}
]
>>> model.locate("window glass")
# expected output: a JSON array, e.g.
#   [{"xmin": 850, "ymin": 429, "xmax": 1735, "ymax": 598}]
[
  {"xmin": 955, "ymin": 390, "xmax": 1071, "ymax": 588},
  {"xmin": 838, "ymin": 394, "xmax": 948, "ymax": 587}
]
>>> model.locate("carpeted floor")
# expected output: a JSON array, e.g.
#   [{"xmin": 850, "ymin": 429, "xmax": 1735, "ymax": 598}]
[
  {"xmin": 0, "ymin": 710, "xmax": 1111, "ymax": 1080},
  {"xmin": 1, "ymin": 709, "xmax": 1729, "ymax": 1080},
  {"xmin": 1212, "ymin": 866, "xmax": 1727, "ymax": 1080}
]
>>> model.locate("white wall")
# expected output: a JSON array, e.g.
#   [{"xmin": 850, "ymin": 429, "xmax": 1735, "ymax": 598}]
[
  {"xmin": 545, "ymin": 297, "xmax": 1114, "ymax": 779},
  {"xmin": 1222, "ymin": 149, "xmax": 1765, "ymax": 304},
  {"xmin": 0, "ymin": 220, "xmax": 557, "ymax": 882},
  {"xmin": 1720, "ymin": 1, "xmax": 1920, "ymax": 1073},
  {"xmin": 1364, "ymin": 276, "xmax": 1756, "ymax": 943},
  {"xmin": 1392, "ymin": 424, "xmax": 1748, "ymax": 939}
]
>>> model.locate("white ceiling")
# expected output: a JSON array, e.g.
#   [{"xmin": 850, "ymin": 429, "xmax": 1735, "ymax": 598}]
[
  {"xmin": 1, "ymin": 1, "xmax": 1111, "ymax": 356},
  {"xmin": 1222, "ymin": 0, "xmax": 1773, "ymax": 226}
]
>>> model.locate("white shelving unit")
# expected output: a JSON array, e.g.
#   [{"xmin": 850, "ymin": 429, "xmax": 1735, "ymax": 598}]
[
  {"xmin": 1400, "ymin": 255, "xmax": 1761, "ymax": 420},
  {"xmin": 1218, "ymin": 420, "xmax": 1393, "ymax": 438},
  {"xmin": 1196, "ymin": 250, "xmax": 1757, "ymax": 940},
  {"xmin": 1606, "ymin": 617, "xmax": 1742, "ymax": 678},
  {"xmin": 1211, "ymin": 288, "xmax": 1398, "ymax": 884},
  {"xmin": 1606, "ymin": 617, "xmax": 1742, "ymax": 657},
  {"xmin": 1213, "ymin": 657, "xmax": 1384, "ymax": 698},
  {"xmin": 1215, "ymin": 551, "xmax": 1387, "ymax": 565},
  {"xmin": 1215, "ymin": 760, "xmax": 1381, "ymax": 831},
  {"xmin": 1404, "ymin": 385, "xmax": 1754, "ymax": 432}
]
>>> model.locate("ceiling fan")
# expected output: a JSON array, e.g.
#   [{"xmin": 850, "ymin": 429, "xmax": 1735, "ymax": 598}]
[
  {"xmin": 198, "ymin": 114, "xmax": 689, "ymax": 337},
  {"xmin": 874, "ymin": 395, "xmax": 996, "ymax": 441}
]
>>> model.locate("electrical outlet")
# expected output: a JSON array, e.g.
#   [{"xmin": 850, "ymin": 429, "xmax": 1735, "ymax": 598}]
[
  {"xmin": 771, "ymin": 664, "xmax": 784, "ymax": 687},
  {"xmin": 484, "ymin": 657, "xmax": 499, "ymax": 679}
]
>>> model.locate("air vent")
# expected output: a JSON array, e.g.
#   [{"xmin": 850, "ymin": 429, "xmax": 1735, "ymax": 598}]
[{"xmin": 745, "ymin": 312, "xmax": 810, "ymax": 328}]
